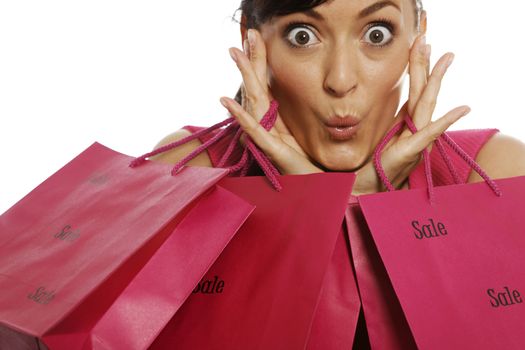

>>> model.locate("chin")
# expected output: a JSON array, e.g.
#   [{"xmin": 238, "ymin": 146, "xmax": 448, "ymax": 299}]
[{"xmin": 313, "ymin": 154, "xmax": 369, "ymax": 173}]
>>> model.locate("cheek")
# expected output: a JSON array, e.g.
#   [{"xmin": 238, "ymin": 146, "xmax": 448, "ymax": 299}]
[
  {"xmin": 265, "ymin": 51, "xmax": 322, "ymax": 143},
  {"xmin": 267, "ymin": 54, "xmax": 319, "ymax": 105},
  {"xmin": 363, "ymin": 52, "xmax": 408, "ymax": 97}
]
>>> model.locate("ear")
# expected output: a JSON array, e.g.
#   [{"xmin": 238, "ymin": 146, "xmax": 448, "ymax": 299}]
[
  {"xmin": 419, "ymin": 10, "xmax": 427, "ymax": 35},
  {"xmin": 240, "ymin": 14, "xmax": 248, "ymax": 44}
]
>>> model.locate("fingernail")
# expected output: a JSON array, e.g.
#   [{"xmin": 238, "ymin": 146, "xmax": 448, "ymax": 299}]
[
  {"xmin": 461, "ymin": 106, "xmax": 471, "ymax": 116},
  {"xmin": 220, "ymin": 97, "xmax": 229, "ymax": 108},
  {"xmin": 243, "ymin": 39, "xmax": 248, "ymax": 55},
  {"xmin": 418, "ymin": 35, "xmax": 426, "ymax": 53},
  {"xmin": 247, "ymin": 29, "xmax": 255, "ymax": 47},
  {"xmin": 445, "ymin": 53, "xmax": 455, "ymax": 68},
  {"xmin": 229, "ymin": 48, "xmax": 238, "ymax": 63}
]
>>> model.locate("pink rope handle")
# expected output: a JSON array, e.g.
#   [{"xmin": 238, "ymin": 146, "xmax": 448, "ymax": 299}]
[
  {"xmin": 406, "ymin": 115, "xmax": 500, "ymax": 196},
  {"xmin": 439, "ymin": 132, "xmax": 502, "ymax": 196},
  {"xmin": 373, "ymin": 114, "xmax": 502, "ymax": 202},
  {"xmin": 246, "ymin": 139, "xmax": 282, "ymax": 191},
  {"xmin": 216, "ymin": 101, "xmax": 281, "ymax": 183},
  {"xmin": 373, "ymin": 117, "xmax": 435, "ymax": 203},
  {"xmin": 239, "ymin": 100, "xmax": 282, "ymax": 190},
  {"xmin": 434, "ymin": 138, "xmax": 462, "ymax": 184},
  {"xmin": 129, "ymin": 117, "xmax": 235, "ymax": 168},
  {"xmin": 172, "ymin": 100, "xmax": 281, "ymax": 189},
  {"xmin": 405, "ymin": 116, "xmax": 466, "ymax": 187},
  {"xmin": 403, "ymin": 115, "xmax": 435, "ymax": 202},
  {"xmin": 217, "ymin": 127, "xmax": 244, "ymax": 168},
  {"xmin": 373, "ymin": 120, "xmax": 404, "ymax": 192},
  {"xmin": 169, "ymin": 122, "xmax": 238, "ymax": 175},
  {"xmin": 407, "ymin": 117, "xmax": 461, "ymax": 186},
  {"xmin": 222, "ymin": 119, "xmax": 282, "ymax": 190},
  {"xmin": 228, "ymin": 147, "xmax": 251, "ymax": 173},
  {"xmin": 130, "ymin": 99, "xmax": 283, "ymax": 191}
]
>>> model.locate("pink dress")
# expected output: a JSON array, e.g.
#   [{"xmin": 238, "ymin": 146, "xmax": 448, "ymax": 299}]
[{"xmin": 182, "ymin": 125, "xmax": 498, "ymax": 187}]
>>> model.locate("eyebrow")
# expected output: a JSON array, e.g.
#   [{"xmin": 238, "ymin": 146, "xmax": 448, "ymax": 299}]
[
  {"xmin": 359, "ymin": 0, "xmax": 401, "ymax": 18},
  {"xmin": 302, "ymin": 1, "xmax": 401, "ymax": 21}
]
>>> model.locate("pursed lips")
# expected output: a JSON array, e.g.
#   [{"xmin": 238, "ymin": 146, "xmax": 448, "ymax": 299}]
[{"xmin": 324, "ymin": 115, "xmax": 361, "ymax": 141}]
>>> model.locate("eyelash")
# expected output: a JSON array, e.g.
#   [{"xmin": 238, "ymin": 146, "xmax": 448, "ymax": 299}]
[
  {"xmin": 283, "ymin": 18, "xmax": 397, "ymax": 49},
  {"xmin": 366, "ymin": 18, "xmax": 396, "ymax": 48},
  {"xmin": 283, "ymin": 21, "xmax": 313, "ymax": 49}
]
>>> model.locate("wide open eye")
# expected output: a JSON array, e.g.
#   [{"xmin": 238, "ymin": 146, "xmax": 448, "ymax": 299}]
[
  {"xmin": 286, "ymin": 25, "xmax": 320, "ymax": 48},
  {"xmin": 363, "ymin": 24, "xmax": 394, "ymax": 47}
]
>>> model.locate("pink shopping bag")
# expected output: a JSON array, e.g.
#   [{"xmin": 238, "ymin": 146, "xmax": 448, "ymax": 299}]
[
  {"xmin": 354, "ymin": 117, "xmax": 525, "ymax": 349},
  {"xmin": 0, "ymin": 142, "xmax": 253, "ymax": 349},
  {"xmin": 346, "ymin": 197, "xmax": 417, "ymax": 349},
  {"xmin": 149, "ymin": 172, "xmax": 355, "ymax": 350},
  {"xmin": 305, "ymin": 224, "xmax": 362, "ymax": 349},
  {"xmin": 359, "ymin": 175, "xmax": 525, "ymax": 350}
]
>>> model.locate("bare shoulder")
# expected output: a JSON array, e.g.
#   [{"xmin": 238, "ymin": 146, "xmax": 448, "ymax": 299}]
[
  {"xmin": 149, "ymin": 129, "xmax": 213, "ymax": 167},
  {"xmin": 468, "ymin": 132, "xmax": 525, "ymax": 183}
]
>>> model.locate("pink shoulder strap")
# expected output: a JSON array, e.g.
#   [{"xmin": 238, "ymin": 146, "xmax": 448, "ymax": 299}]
[{"xmin": 408, "ymin": 128, "xmax": 499, "ymax": 189}]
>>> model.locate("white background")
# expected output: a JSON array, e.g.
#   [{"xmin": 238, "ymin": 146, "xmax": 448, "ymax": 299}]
[{"xmin": 1, "ymin": 1, "xmax": 524, "ymax": 213}]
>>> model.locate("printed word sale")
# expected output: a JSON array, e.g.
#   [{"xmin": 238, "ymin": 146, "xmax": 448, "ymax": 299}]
[
  {"xmin": 192, "ymin": 275, "xmax": 225, "ymax": 294},
  {"xmin": 54, "ymin": 225, "xmax": 80, "ymax": 242},
  {"xmin": 412, "ymin": 218, "xmax": 448, "ymax": 240},
  {"xmin": 487, "ymin": 287, "xmax": 523, "ymax": 308},
  {"xmin": 27, "ymin": 286, "xmax": 56, "ymax": 305}
]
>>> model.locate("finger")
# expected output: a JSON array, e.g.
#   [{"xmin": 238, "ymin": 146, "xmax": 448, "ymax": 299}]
[
  {"xmin": 229, "ymin": 46, "xmax": 270, "ymax": 121},
  {"xmin": 408, "ymin": 35, "xmax": 430, "ymax": 115},
  {"xmin": 405, "ymin": 105, "xmax": 470, "ymax": 155},
  {"xmin": 426, "ymin": 47, "xmax": 431, "ymax": 77},
  {"xmin": 391, "ymin": 101, "xmax": 417, "ymax": 140},
  {"xmin": 240, "ymin": 84, "xmax": 247, "ymax": 110},
  {"xmin": 411, "ymin": 52, "xmax": 455, "ymax": 130},
  {"xmin": 246, "ymin": 29, "xmax": 269, "ymax": 90},
  {"xmin": 219, "ymin": 96, "xmax": 279, "ymax": 156},
  {"xmin": 374, "ymin": 106, "xmax": 469, "ymax": 191}
]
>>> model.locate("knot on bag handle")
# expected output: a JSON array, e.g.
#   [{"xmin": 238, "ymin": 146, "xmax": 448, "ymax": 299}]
[
  {"xmin": 130, "ymin": 100, "xmax": 283, "ymax": 191},
  {"xmin": 373, "ymin": 114, "xmax": 502, "ymax": 204}
]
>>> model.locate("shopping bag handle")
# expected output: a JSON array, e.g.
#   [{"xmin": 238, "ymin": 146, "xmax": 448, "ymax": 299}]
[
  {"xmin": 129, "ymin": 100, "xmax": 283, "ymax": 191},
  {"xmin": 373, "ymin": 114, "xmax": 502, "ymax": 203}
]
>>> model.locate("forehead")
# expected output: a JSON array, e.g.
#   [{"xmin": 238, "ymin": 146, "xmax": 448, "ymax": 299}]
[{"xmin": 276, "ymin": 0, "xmax": 414, "ymax": 23}]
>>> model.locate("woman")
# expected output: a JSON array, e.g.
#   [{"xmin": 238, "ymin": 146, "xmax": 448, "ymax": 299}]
[
  {"xmin": 153, "ymin": 0, "xmax": 525, "ymax": 193},
  {"xmin": 145, "ymin": 1, "xmax": 525, "ymax": 348}
]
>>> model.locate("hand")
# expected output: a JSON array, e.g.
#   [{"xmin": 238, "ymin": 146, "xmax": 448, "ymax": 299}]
[
  {"xmin": 219, "ymin": 29, "xmax": 322, "ymax": 175},
  {"xmin": 351, "ymin": 35, "xmax": 471, "ymax": 195}
]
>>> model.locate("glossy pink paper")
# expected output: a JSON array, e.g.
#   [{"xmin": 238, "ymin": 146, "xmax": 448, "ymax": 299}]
[
  {"xmin": 346, "ymin": 197, "xmax": 417, "ymax": 350},
  {"xmin": 359, "ymin": 176, "xmax": 525, "ymax": 349},
  {"xmin": 84, "ymin": 185, "xmax": 253, "ymax": 350},
  {"xmin": 150, "ymin": 173, "xmax": 356, "ymax": 350},
  {"xmin": 0, "ymin": 143, "xmax": 252, "ymax": 349},
  {"xmin": 305, "ymin": 226, "xmax": 361, "ymax": 349}
]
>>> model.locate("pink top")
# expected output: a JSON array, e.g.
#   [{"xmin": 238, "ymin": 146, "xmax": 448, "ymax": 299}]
[
  {"xmin": 408, "ymin": 128, "xmax": 498, "ymax": 188},
  {"xmin": 182, "ymin": 125, "xmax": 499, "ymax": 187}
]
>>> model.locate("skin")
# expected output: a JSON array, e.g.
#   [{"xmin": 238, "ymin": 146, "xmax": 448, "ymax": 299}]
[
  {"xmin": 241, "ymin": 0, "xmax": 424, "ymax": 172},
  {"xmin": 154, "ymin": 0, "xmax": 525, "ymax": 193}
]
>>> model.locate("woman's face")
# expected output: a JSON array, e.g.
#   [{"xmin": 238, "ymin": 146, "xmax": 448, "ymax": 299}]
[{"xmin": 258, "ymin": 0, "xmax": 421, "ymax": 171}]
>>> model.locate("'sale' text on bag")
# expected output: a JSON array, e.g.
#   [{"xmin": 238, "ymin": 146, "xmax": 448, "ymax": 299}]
[
  {"xmin": 193, "ymin": 275, "xmax": 224, "ymax": 294},
  {"xmin": 54, "ymin": 225, "xmax": 80, "ymax": 242},
  {"xmin": 487, "ymin": 287, "xmax": 523, "ymax": 307},
  {"xmin": 412, "ymin": 218, "xmax": 448, "ymax": 240},
  {"xmin": 27, "ymin": 286, "xmax": 56, "ymax": 305}
]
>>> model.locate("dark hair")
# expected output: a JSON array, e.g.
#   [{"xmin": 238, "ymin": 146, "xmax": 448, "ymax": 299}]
[{"xmin": 233, "ymin": 0, "xmax": 424, "ymax": 104}]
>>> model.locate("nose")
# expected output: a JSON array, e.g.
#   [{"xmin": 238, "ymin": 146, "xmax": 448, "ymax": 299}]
[{"xmin": 323, "ymin": 45, "xmax": 358, "ymax": 97}]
